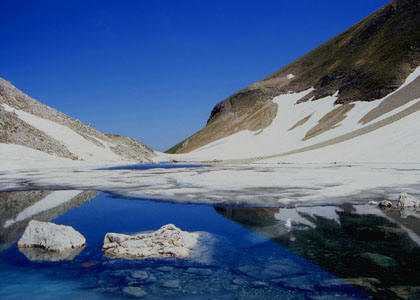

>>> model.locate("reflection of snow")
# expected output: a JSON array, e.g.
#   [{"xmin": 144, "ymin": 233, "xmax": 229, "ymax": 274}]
[
  {"xmin": 275, "ymin": 206, "xmax": 342, "ymax": 228},
  {"xmin": 353, "ymin": 204, "xmax": 420, "ymax": 245},
  {"xmin": 4, "ymin": 190, "xmax": 82, "ymax": 228},
  {"xmin": 276, "ymin": 203, "xmax": 420, "ymax": 246}
]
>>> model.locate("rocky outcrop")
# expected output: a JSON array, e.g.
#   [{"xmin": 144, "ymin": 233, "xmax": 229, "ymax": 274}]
[
  {"xmin": 102, "ymin": 224, "xmax": 200, "ymax": 259},
  {"xmin": 18, "ymin": 220, "xmax": 85, "ymax": 252}
]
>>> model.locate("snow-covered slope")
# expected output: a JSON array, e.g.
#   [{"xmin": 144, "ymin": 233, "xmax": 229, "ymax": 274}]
[
  {"xmin": 178, "ymin": 67, "xmax": 420, "ymax": 163},
  {"xmin": 169, "ymin": 0, "xmax": 420, "ymax": 163},
  {"xmin": 0, "ymin": 78, "xmax": 156, "ymax": 168}
]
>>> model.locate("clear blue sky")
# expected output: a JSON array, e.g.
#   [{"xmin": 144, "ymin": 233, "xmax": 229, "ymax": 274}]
[{"xmin": 0, "ymin": 0, "xmax": 388, "ymax": 150}]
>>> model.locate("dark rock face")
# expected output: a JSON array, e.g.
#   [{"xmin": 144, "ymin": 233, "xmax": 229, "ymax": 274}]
[{"xmin": 168, "ymin": 0, "xmax": 420, "ymax": 154}]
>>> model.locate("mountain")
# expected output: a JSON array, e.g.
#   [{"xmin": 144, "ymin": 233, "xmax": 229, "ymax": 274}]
[
  {"xmin": 167, "ymin": 0, "xmax": 420, "ymax": 163},
  {"xmin": 0, "ymin": 78, "xmax": 155, "ymax": 165}
]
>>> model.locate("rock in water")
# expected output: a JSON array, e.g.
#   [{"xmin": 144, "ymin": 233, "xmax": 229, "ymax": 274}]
[
  {"xmin": 161, "ymin": 279, "xmax": 180, "ymax": 289},
  {"xmin": 122, "ymin": 286, "xmax": 147, "ymax": 298},
  {"xmin": 18, "ymin": 220, "xmax": 86, "ymax": 252},
  {"xmin": 360, "ymin": 252, "xmax": 399, "ymax": 269},
  {"xmin": 378, "ymin": 200, "xmax": 393, "ymax": 208},
  {"xmin": 102, "ymin": 224, "xmax": 200, "ymax": 259},
  {"xmin": 397, "ymin": 192, "xmax": 420, "ymax": 208}
]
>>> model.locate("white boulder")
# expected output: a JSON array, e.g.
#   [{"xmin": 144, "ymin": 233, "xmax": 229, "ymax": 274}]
[
  {"xmin": 18, "ymin": 220, "xmax": 86, "ymax": 252},
  {"xmin": 397, "ymin": 192, "xmax": 420, "ymax": 208},
  {"xmin": 102, "ymin": 224, "xmax": 200, "ymax": 259}
]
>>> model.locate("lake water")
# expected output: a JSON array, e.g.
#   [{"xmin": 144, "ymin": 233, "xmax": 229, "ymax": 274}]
[{"xmin": 1, "ymin": 188, "xmax": 420, "ymax": 299}]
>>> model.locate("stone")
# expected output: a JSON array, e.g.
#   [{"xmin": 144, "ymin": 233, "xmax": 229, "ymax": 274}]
[
  {"xmin": 81, "ymin": 261, "xmax": 97, "ymax": 268},
  {"xmin": 18, "ymin": 220, "xmax": 85, "ymax": 252},
  {"xmin": 274, "ymin": 275, "xmax": 316, "ymax": 291},
  {"xmin": 144, "ymin": 274, "xmax": 157, "ymax": 284},
  {"xmin": 102, "ymin": 224, "xmax": 200, "ymax": 259},
  {"xmin": 232, "ymin": 278, "xmax": 247, "ymax": 286},
  {"xmin": 320, "ymin": 277, "xmax": 380, "ymax": 295},
  {"xmin": 360, "ymin": 252, "xmax": 398, "ymax": 269},
  {"xmin": 378, "ymin": 200, "xmax": 393, "ymax": 209},
  {"xmin": 156, "ymin": 266, "xmax": 174, "ymax": 272},
  {"xmin": 111, "ymin": 269, "xmax": 132, "ymax": 278},
  {"xmin": 389, "ymin": 286, "xmax": 420, "ymax": 299},
  {"xmin": 122, "ymin": 286, "xmax": 147, "ymax": 298},
  {"xmin": 130, "ymin": 270, "xmax": 149, "ymax": 280},
  {"xmin": 185, "ymin": 267, "xmax": 212, "ymax": 276},
  {"xmin": 344, "ymin": 277, "xmax": 380, "ymax": 294},
  {"xmin": 161, "ymin": 279, "xmax": 180, "ymax": 289},
  {"xmin": 397, "ymin": 193, "xmax": 420, "ymax": 208},
  {"xmin": 251, "ymin": 281, "xmax": 269, "ymax": 288}
]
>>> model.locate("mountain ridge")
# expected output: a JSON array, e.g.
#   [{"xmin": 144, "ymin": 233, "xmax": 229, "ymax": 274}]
[
  {"xmin": 0, "ymin": 78, "xmax": 155, "ymax": 163},
  {"xmin": 168, "ymin": 0, "xmax": 419, "ymax": 155}
]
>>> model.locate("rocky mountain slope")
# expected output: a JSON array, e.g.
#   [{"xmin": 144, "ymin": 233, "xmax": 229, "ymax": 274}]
[
  {"xmin": 0, "ymin": 78, "xmax": 155, "ymax": 165},
  {"xmin": 168, "ymin": 0, "xmax": 420, "ymax": 162}
]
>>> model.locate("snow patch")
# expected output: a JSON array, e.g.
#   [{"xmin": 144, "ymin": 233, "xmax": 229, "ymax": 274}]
[{"xmin": 2, "ymin": 104, "xmax": 124, "ymax": 162}]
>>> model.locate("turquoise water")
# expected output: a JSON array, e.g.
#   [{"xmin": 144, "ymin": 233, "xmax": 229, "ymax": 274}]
[{"xmin": 0, "ymin": 192, "xmax": 370, "ymax": 299}]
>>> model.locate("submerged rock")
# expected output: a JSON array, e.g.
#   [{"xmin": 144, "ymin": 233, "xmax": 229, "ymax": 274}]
[
  {"xmin": 344, "ymin": 277, "xmax": 380, "ymax": 294},
  {"xmin": 360, "ymin": 252, "xmax": 398, "ymax": 269},
  {"xmin": 130, "ymin": 270, "xmax": 149, "ymax": 280},
  {"xmin": 251, "ymin": 281, "xmax": 269, "ymax": 288},
  {"xmin": 122, "ymin": 286, "xmax": 147, "ymax": 298},
  {"xmin": 185, "ymin": 267, "xmax": 212, "ymax": 276},
  {"xmin": 161, "ymin": 279, "xmax": 180, "ymax": 289},
  {"xmin": 156, "ymin": 266, "xmax": 174, "ymax": 272},
  {"xmin": 389, "ymin": 286, "xmax": 420, "ymax": 300},
  {"xmin": 102, "ymin": 224, "xmax": 200, "ymax": 259},
  {"xmin": 18, "ymin": 220, "xmax": 85, "ymax": 253}
]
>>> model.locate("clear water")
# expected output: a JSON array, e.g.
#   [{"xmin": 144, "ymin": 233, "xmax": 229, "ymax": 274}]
[{"xmin": 1, "ymin": 189, "xmax": 420, "ymax": 299}]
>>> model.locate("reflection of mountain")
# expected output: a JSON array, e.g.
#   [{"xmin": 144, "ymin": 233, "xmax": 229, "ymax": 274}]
[
  {"xmin": 215, "ymin": 204, "xmax": 420, "ymax": 299},
  {"xmin": 0, "ymin": 190, "xmax": 97, "ymax": 250}
]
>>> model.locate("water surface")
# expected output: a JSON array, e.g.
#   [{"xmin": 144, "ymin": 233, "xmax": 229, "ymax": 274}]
[{"xmin": 1, "ymin": 189, "xmax": 419, "ymax": 299}]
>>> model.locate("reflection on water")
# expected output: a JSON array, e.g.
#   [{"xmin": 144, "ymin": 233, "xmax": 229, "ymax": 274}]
[
  {"xmin": 216, "ymin": 204, "xmax": 420, "ymax": 299},
  {"xmin": 19, "ymin": 246, "xmax": 85, "ymax": 262},
  {"xmin": 2, "ymin": 190, "xmax": 420, "ymax": 299},
  {"xmin": 0, "ymin": 191, "xmax": 370, "ymax": 300},
  {"xmin": 0, "ymin": 190, "xmax": 96, "ymax": 251}
]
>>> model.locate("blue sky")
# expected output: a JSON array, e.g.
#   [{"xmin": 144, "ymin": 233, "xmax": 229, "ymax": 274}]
[{"xmin": 0, "ymin": 0, "xmax": 388, "ymax": 150}]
